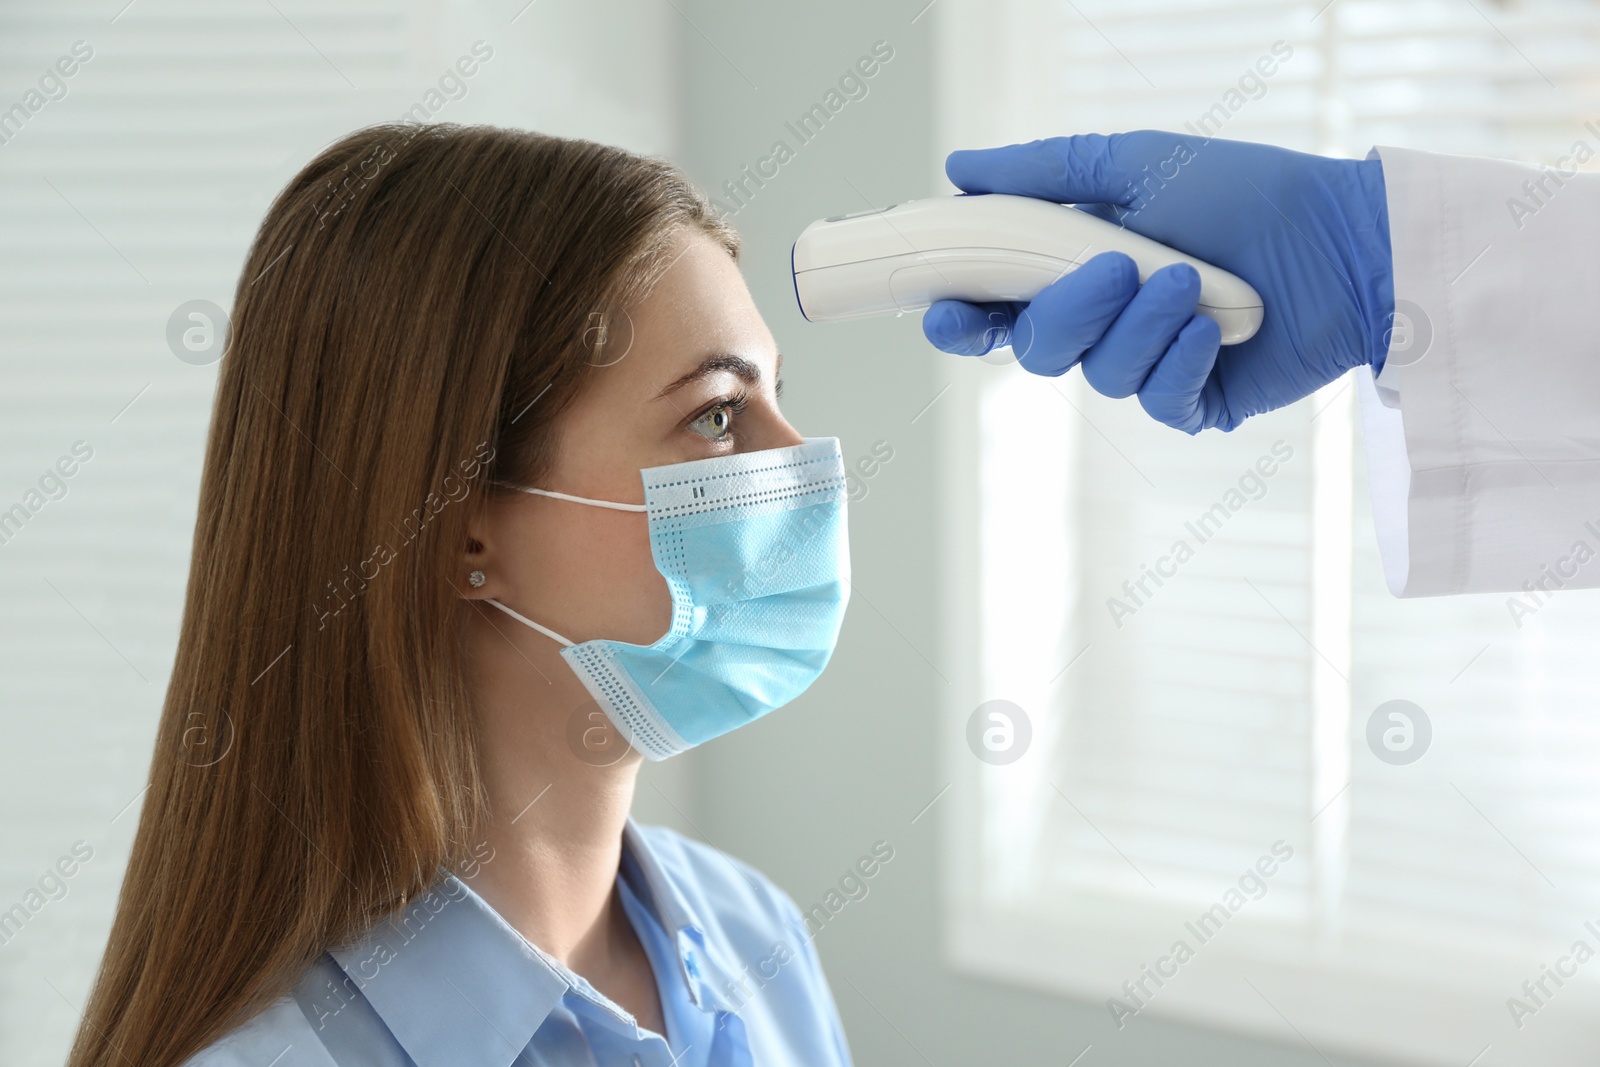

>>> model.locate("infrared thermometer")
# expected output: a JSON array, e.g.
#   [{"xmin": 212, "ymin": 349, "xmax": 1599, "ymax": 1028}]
[{"xmin": 791, "ymin": 193, "xmax": 1264, "ymax": 345}]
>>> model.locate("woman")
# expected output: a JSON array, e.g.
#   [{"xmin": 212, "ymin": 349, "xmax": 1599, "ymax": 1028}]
[{"xmin": 67, "ymin": 123, "xmax": 853, "ymax": 1067}]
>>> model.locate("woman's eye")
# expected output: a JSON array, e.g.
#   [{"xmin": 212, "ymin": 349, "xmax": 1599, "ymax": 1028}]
[{"xmin": 689, "ymin": 401, "xmax": 737, "ymax": 441}]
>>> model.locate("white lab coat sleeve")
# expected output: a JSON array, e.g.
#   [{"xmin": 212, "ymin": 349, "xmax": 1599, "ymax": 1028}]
[{"xmin": 1357, "ymin": 143, "xmax": 1600, "ymax": 597}]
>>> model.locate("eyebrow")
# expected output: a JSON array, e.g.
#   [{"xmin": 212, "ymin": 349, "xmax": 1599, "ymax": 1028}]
[{"xmin": 655, "ymin": 351, "xmax": 783, "ymax": 399}]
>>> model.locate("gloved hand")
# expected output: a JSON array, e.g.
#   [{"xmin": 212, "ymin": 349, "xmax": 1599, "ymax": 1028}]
[{"xmin": 920, "ymin": 132, "xmax": 1395, "ymax": 432}]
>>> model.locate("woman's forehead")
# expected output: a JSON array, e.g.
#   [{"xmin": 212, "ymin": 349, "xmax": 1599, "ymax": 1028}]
[{"xmin": 590, "ymin": 231, "xmax": 779, "ymax": 401}]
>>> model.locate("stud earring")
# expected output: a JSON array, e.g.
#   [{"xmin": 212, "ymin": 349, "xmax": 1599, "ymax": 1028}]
[{"xmin": 468, "ymin": 570, "xmax": 486, "ymax": 588}]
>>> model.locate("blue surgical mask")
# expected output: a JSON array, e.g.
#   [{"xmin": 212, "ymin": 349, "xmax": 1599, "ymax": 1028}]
[{"xmin": 486, "ymin": 438, "xmax": 850, "ymax": 759}]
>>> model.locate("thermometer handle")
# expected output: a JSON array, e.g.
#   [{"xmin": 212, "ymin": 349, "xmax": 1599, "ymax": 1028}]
[{"xmin": 792, "ymin": 194, "xmax": 1264, "ymax": 345}]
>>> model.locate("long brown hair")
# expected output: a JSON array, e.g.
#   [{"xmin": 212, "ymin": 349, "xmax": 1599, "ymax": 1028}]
[{"xmin": 67, "ymin": 122, "xmax": 738, "ymax": 1067}]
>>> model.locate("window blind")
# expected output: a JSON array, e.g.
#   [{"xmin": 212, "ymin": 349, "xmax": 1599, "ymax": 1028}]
[
  {"xmin": 0, "ymin": 7, "xmax": 415, "ymax": 1062},
  {"xmin": 0, "ymin": 4, "xmax": 680, "ymax": 1064},
  {"xmin": 947, "ymin": 0, "xmax": 1600, "ymax": 1062}
]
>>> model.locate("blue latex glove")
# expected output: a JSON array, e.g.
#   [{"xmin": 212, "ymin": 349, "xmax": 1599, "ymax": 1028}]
[{"xmin": 921, "ymin": 132, "xmax": 1395, "ymax": 432}]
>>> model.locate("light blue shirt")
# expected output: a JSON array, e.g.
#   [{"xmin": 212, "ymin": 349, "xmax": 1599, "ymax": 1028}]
[{"xmin": 184, "ymin": 819, "xmax": 852, "ymax": 1066}]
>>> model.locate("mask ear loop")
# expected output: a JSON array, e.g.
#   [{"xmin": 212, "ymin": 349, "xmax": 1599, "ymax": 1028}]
[
  {"xmin": 494, "ymin": 482, "xmax": 648, "ymax": 513},
  {"xmin": 483, "ymin": 597, "xmax": 575, "ymax": 648},
  {"xmin": 482, "ymin": 481, "xmax": 650, "ymax": 646}
]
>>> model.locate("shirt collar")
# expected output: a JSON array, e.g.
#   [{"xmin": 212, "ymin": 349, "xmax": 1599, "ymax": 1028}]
[
  {"xmin": 618, "ymin": 816, "xmax": 752, "ymax": 1015},
  {"xmin": 327, "ymin": 871, "xmax": 568, "ymax": 1067},
  {"xmin": 324, "ymin": 817, "xmax": 747, "ymax": 1067}
]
